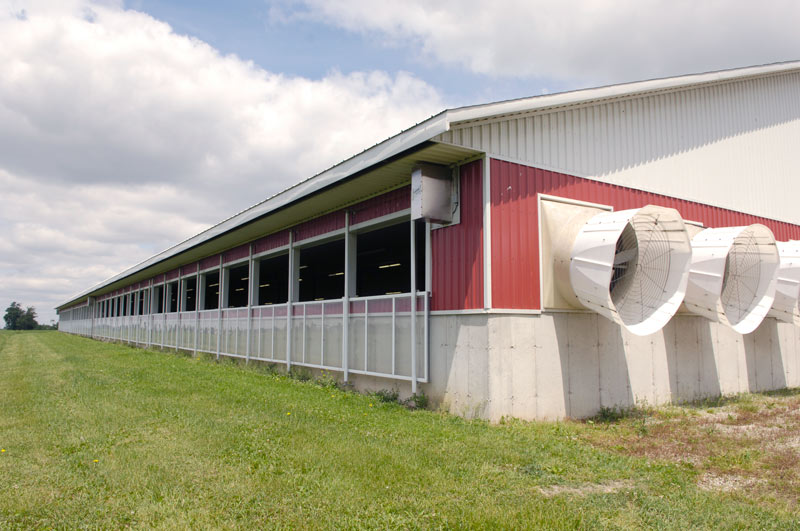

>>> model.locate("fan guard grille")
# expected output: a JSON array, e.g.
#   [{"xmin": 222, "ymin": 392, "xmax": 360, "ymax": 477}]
[
  {"xmin": 720, "ymin": 228, "xmax": 762, "ymax": 326},
  {"xmin": 610, "ymin": 213, "xmax": 673, "ymax": 326}
]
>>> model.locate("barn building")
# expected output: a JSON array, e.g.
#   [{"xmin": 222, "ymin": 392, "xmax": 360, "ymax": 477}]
[{"xmin": 58, "ymin": 62, "xmax": 800, "ymax": 420}]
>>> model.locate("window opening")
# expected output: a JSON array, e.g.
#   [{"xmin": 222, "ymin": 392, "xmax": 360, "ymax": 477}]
[
  {"xmin": 298, "ymin": 239, "xmax": 344, "ymax": 302},
  {"xmin": 183, "ymin": 277, "xmax": 197, "ymax": 312},
  {"xmin": 152, "ymin": 285, "xmax": 164, "ymax": 314},
  {"xmin": 257, "ymin": 254, "xmax": 288, "ymax": 305},
  {"xmin": 227, "ymin": 264, "xmax": 249, "ymax": 308},
  {"xmin": 167, "ymin": 281, "xmax": 179, "ymax": 313},
  {"xmin": 203, "ymin": 271, "xmax": 220, "ymax": 310},
  {"xmin": 355, "ymin": 221, "xmax": 426, "ymax": 297}
]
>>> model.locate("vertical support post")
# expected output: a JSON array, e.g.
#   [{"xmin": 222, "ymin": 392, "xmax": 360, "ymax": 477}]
[
  {"xmin": 424, "ymin": 220, "xmax": 431, "ymax": 382},
  {"xmin": 342, "ymin": 211, "xmax": 350, "ymax": 383},
  {"xmin": 269, "ymin": 308, "xmax": 274, "ymax": 359},
  {"xmin": 321, "ymin": 302, "xmax": 325, "ymax": 367},
  {"xmin": 410, "ymin": 218, "xmax": 418, "ymax": 394},
  {"xmin": 161, "ymin": 278, "xmax": 166, "ymax": 349},
  {"xmin": 176, "ymin": 276, "xmax": 181, "ymax": 352},
  {"xmin": 246, "ymin": 244, "xmax": 254, "ymax": 364},
  {"xmin": 482, "ymin": 156, "xmax": 492, "ymax": 309},
  {"xmin": 194, "ymin": 269, "xmax": 200, "ymax": 356},
  {"xmin": 90, "ymin": 297, "xmax": 96, "ymax": 339},
  {"xmin": 391, "ymin": 297, "xmax": 396, "ymax": 375},
  {"xmin": 286, "ymin": 231, "xmax": 294, "ymax": 372},
  {"xmin": 217, "ymin": 255, "xmax": 223, "ymax": 360},
  {"xmin": 148, "ymin": 280, "xmax": 153, "ymax": 347}
]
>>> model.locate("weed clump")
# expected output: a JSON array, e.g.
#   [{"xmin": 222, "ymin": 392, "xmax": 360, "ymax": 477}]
[
  {"xmin": 373, "ymin": 389, "xmax": 400, "ymax": 404},
  {"xmin": 406, "ymin": 391, "xmax": 428, "ymax": 410}
]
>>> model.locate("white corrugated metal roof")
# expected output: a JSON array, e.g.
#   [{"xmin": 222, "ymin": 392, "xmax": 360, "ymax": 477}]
[{"xmin": 57, "ymin": 60, "xmax": 800, "ymax": 309}]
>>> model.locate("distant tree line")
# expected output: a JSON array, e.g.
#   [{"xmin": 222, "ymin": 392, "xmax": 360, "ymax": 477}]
[{"xmin": 3, "ymin": 302, "xmax": 57, "ymax": 330}]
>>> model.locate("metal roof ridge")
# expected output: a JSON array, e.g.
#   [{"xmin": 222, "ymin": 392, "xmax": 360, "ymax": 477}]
[{"xmin": 446, "ymin": 60, "xmax": 800, "ymax": 124}]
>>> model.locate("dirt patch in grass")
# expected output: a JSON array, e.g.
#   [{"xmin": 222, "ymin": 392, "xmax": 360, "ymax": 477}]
[
  {"xmin": 537, "ymin": 480, "xmax": 634, "ymax": 498},
  {"xmin": 579, "ymin": 389, "xmax": 800, "ymax": 510}
]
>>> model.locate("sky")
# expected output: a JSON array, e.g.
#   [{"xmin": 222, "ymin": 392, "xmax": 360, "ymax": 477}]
[{"xmin": 2, "ymin": 0, "xmax": 799, "ymax": 325}]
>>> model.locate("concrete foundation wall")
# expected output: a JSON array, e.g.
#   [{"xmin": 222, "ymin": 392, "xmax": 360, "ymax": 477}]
[{"xmin": 421, "ymin": 312, "xmax": 800, "ymax": 421}]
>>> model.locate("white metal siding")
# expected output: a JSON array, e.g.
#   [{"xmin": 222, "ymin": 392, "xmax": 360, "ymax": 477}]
[{"xmin": 435, "ymin": 71, "xmax": 800, "ymax": 225}]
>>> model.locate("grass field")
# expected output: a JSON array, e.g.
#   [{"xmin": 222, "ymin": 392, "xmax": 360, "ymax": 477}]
[{"xmin": 1, "ymin": 330, "xmax": 799, "ymax": 529}]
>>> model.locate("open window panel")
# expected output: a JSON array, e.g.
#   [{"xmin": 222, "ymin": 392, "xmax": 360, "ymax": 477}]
[
  {"xmin": 226, "ymin": 264, "xmax": 249, "ymax": 308},
  {"xmin": 355, "ymin": 220, "xmax": 426, "ymax": 297},
  {"xmin": 257, "ymin": 253, "xmax": 288, "ymax": 305},
  {"xmin": 152, "ymin": 285, "xmax": 164, "ymax": 314},
  {"xmin": 137, "ymin": 290, "xmax": 146, "ymax": 315},
  {"xmin": 183, "ymin": 277, "xmax": 197, "ymax": 312},
  {"xmin": 167, "ymin": 281, "xmax": 179, "ymax": 313},
  {"xmin": 298, "ymin": 239, "xmax": 345, "ymax": 302},
  {"xmin": 202, "ymin": 271, "xmax": 220, "ymax": 310}
]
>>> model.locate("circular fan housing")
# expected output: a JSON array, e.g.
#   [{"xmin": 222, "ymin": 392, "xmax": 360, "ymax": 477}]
[
  {"xmin": 684, "ymin": 224, "xmax": 779, "ymax": 334},
  {"xmin": 569, "ymin": 205, "xmax": 692, "ymax": 336},
  {"xmin": 767, "ymin": 241, "xmax": 800, "ymax": 325}
]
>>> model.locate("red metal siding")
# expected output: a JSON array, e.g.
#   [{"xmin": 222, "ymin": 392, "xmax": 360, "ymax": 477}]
[
  {"xmin": 199, "ymin": 255, "xmax": 220, "ymax": 271},
  {"xmin": 490, "ymin": 159, "xmax": 800, "ymax": 310},
  {"xmin": 223, "ymin": 243, "xmax": 250, "ymax": 264},
  {"xmin": 182, "ymin": 262, "xmax": 199, "ymax": 275},
  {"xmin": 253, "ymin": 230, "xmax": 289, "ymax": 254},
  {"xmin": 491, "ymin": 159, "xmax": 540, "ymax": 310},
  {"xmin": 294, "ymin": 211, "xmax": 346, "ymax": 242},
  {"xmin": 165, "ymin": 268, "xmax": 180, "ymax": 281},
  {"xmin": 431, "ymin": 160, "xmax": 484, "ymax": 311},
  {"xmin": 152, "ymin": 274, "xmax": 165, "ymax": 284},
  {"xmin": 350, "ymin": 187, "xmax": 410, "ymax": 225}
]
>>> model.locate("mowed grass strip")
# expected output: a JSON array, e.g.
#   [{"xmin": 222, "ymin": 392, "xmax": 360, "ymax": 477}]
[{"xmin": 0, "ymin": 331, "xmax": 798, "ymax": 529}]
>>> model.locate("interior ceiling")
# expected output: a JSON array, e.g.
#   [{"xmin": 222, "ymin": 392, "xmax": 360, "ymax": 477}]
[{"xmin": 81, "ymin": 142, "xmax": 480, "ymax": 301}]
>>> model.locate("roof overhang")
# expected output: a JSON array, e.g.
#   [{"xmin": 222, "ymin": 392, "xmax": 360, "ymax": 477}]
[{"xmin": 57, "ymin": 140, "xmax": 479, "ymax": 309}]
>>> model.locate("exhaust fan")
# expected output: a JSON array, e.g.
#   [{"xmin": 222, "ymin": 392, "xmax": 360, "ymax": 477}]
[
  {"xmin": 684, "ymin": 224, "xmax": 779, "ymax": 334},
  {"xmin": 552, "ymin": 204, "xmax": 692, "ymax": 336},
  {"xmin": 767, "ymin": 241, "xmax": 800, "ymax": 324}
]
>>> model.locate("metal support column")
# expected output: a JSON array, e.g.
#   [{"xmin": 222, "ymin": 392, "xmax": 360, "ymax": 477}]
[
  {"xmin": 410, "ymin": 218, "xmax": 418, "ymax": 394},
  {"xmin": 217, "ymin": 255, "xmax": 223, "ymax": 360},
  {"xmin": 246, "ymin": 244, "xmax": 254, "ymax": 364},
  {"xmin": 161, "ymin": 278, "xmax": 166, "ymax": 349},
  {"xmin": 194, "ymin": 269, "xmax": 200, "ymax": 356},
  {"xmin": 286, "ymin": 231, "xmax": 294, "ymax": 372},
  {"xmin": 424, "ymin": 220, "xmax": 431, "ymax": 382},
  {"xmin": 342, "ymin": 211, "xmax": 350, "ymax": 383},
  {"xmin": 176, "ymin": 275, "xmax": 181, "ymax": 352}
]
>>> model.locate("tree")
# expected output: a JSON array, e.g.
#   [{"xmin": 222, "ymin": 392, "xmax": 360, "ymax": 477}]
[{"xmin": 4, "ymin": 302, "xmax": 39, "ymax": 330}]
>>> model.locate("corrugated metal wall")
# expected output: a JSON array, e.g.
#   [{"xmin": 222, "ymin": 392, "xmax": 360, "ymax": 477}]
[
  {"xmin": 350, "ymin": 186, "xmax": 409, "ymax": 225},
  {"xmin": 491, "ymin": 159, "xmax": 800, "ymax": 310},
  {"xmin": 199, "ymin": 255, "xmax": 219, "ymax": 271},
  {"xmin": 253, "ymin": 230, "xmax": 289, "ymax": 254},
  {"xmin": 223, "ymin": 243, "xmax": 250, "ymax": 263},
  {"xmin": 294, "ymin": 211, "xmax": 346, "ymax": 242},
  {"xmin": 436, "ymin": 71, "xmax": 800, "ymax": 225},
  {"xmin": 431, "ymin": 160, "xmax": 484, "ymax": 311}
]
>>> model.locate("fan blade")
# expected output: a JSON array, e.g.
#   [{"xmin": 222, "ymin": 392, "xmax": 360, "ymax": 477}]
[{"xmin": 614, "ymin": 248, "xmax": 637, "ymax": 265}]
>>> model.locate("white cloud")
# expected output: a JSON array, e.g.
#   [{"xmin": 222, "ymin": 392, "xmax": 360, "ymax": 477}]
[
  {"xmin": 294, "ymin": 0, "xmax": 800, "ymax": 85},
  {"xmin": 0, "ymin": 0, "xmax": 444, "ymax": 324}
]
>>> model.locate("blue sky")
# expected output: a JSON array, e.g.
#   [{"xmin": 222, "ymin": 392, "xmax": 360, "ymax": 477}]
[
  {"xmin": 126, "ymin": 0, "xmax": 571, "ymax": 106},
  {"xmin": 2, "ymin": 0, "xmax": 799, "ymax": 324}
]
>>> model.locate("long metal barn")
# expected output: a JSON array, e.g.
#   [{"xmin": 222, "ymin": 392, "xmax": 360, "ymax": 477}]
[{"xmin": 58, "ymin": 62, "xmax": 800, "ymax": 420}]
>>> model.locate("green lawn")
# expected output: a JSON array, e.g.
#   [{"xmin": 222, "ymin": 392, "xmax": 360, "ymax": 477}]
[{"xmin": 1, "ymin": 331, "xmax": 798, "ymax": 529}]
